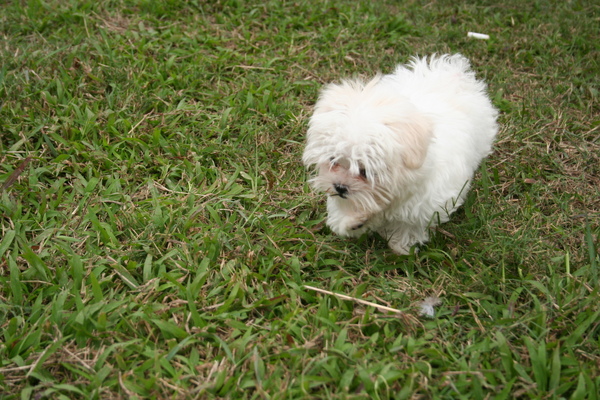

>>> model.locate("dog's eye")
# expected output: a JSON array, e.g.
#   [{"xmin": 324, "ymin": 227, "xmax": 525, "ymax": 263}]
[{"xmin": 359, "ymin": 168, "xmax": 367, "ymax": 178}]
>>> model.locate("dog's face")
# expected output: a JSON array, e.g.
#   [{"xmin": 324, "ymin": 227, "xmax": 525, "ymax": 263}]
[{"xmin": 303, "ymin": 77, "xmax": 432, "ymax": 234}]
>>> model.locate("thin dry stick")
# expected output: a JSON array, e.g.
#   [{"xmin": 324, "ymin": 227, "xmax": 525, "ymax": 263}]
[
  {"xmin": 127, "ymin": 112, "xmax": 149, "ymax": 135},
  {"xmin": 304, "ymin": 285, "xmax": 403, "ymax": 315}
]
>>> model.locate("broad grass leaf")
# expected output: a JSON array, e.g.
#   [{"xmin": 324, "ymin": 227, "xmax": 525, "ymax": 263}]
[{"xmin": 0, "ymin": 229, "xmax": 16, "ymax": 258}]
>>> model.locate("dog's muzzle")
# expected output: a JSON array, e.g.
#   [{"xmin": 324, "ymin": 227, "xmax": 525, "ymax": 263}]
[{"xmin": 333, "ymin": 183, "xmax": 348, "ymax": 198}]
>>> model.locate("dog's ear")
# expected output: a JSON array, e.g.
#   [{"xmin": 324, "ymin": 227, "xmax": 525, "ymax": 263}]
[{"xmin": 386, "ymin": 114, "xmax": 432, "ymax": 169}]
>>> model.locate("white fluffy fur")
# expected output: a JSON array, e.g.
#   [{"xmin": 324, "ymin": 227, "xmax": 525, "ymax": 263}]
[{"xmin": 303, "ymin": 54, "xmax": 498, "ymax": 254}]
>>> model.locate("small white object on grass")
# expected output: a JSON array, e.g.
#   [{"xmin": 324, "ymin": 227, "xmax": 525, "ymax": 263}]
[
  {"xmin": 467, "ymin": 32, "xmax": 490, "ymax": 40},
  {"xmin": 419, "ymin": 296, "xmax": 442, "ymax": 317}
]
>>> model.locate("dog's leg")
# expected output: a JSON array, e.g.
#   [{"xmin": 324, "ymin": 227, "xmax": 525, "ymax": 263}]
[
  {"xmin": 326, "ymin": 197, "xmax": 370, "ymax": 237},
  {"xmin": 380, "ymin": 223, "xmax": 430, "ymax": 255}
]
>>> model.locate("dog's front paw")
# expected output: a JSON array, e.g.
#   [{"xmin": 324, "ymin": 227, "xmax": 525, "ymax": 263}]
[
  {"xmin": 383, "ymin": 225, "xmax": 429, "ymax": 255},
  {"xmin": 344, "ymin": 215, "xmax": 369, "ymax": 236},
  {"xmin": 328, "ymin": 214, "xmax": 368, "ymax": 237},
  {"xmin": 350, "ymin": 222, "xmax": 365, "ymax": 231},
  {"xmin": 389, "ymin": 242, "xmax": 411, "ymax": 255}
]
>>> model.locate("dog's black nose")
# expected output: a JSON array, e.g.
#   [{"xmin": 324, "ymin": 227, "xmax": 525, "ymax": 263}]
[{"xmin": 333, "ymin": 183, "xmax": 348, "ymax": 198}]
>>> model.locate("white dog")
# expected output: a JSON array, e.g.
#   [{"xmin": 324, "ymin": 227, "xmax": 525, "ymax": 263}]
[{"xmin": 303, "ymin": 54, "xmax": 498, "ymax": 254}]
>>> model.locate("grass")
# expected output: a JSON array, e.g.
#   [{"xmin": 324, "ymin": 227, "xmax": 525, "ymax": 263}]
[{"xmin": 1, "ymin": 0, "xmax": 599, "ymax": 398}]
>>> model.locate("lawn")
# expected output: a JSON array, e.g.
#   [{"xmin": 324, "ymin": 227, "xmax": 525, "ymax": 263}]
[{"xmin": 1, "ymin": 0, "xmax": 599, "ymax": 398}]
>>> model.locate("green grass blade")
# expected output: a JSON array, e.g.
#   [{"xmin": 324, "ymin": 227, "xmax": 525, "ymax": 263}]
[{"xmin": 0, "ymin": 229, "xmax": 16, "ymax": 259}]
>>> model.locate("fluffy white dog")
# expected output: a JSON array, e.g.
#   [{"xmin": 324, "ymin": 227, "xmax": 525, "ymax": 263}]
[{"xmin": 303, "ymin": 54, "xmax": 498, "ymax": 254}]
